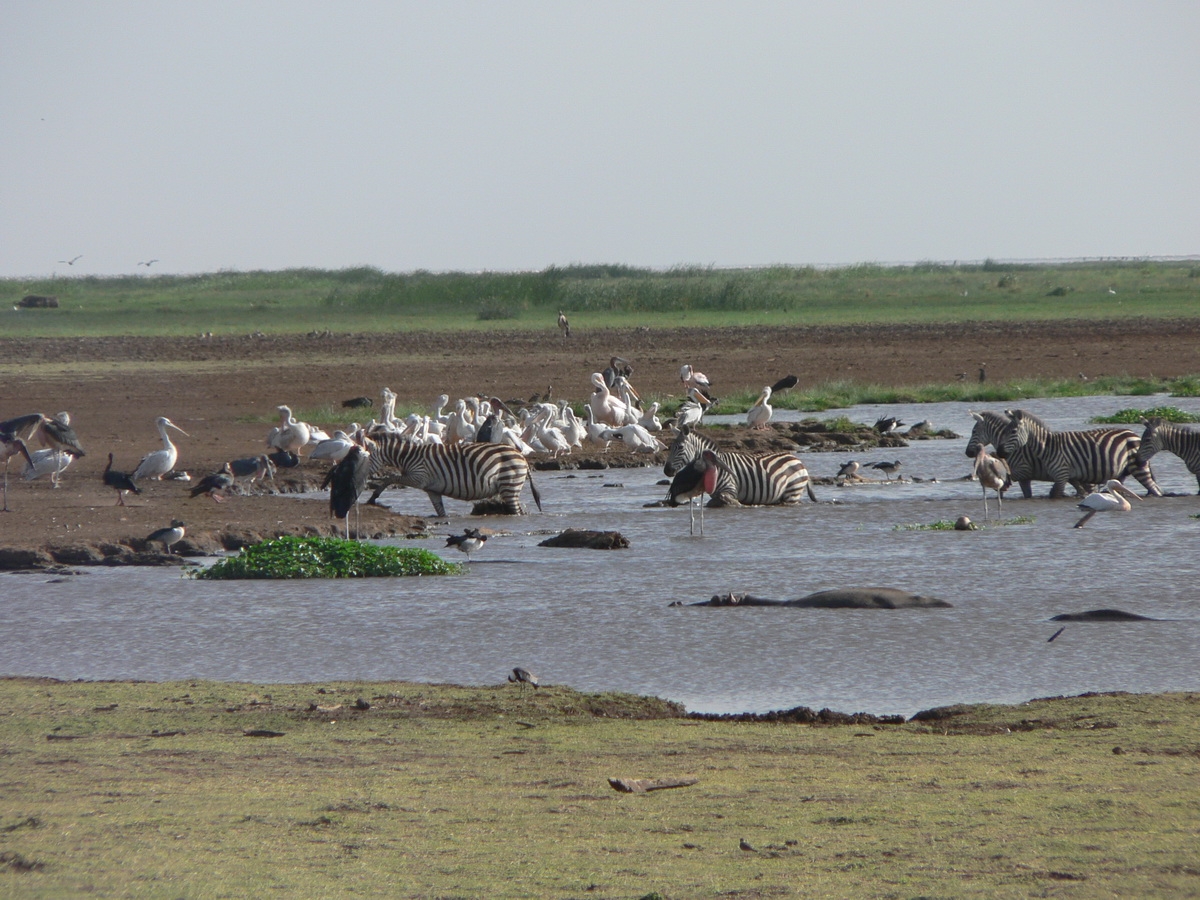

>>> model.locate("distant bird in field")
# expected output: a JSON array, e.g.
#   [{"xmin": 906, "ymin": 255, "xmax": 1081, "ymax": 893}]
[
  {"xmin": 146, "ymin": 520, "xmax": 186, "ymax": 554},
  {"xmin": 739, "ymin": 838, "xmax": 757, "ymax": 853},
  {"xmin": 342, "ymin": 396, "xmax": 373, "ymax": 409},
  {"xmin": 508, "ymin": 666, "xmax": 539, "ymax": 694},
  {"xmin": 445, "ymin": 527, "xmax": 488, "ymax": 561},
  {"xmin": 557, "ymin": 310, "xmax": 570, "ymax": 338},
  {"xmin": 871, "ymin": 460, "xmax": 902, "ymax": 481},
  {"xmin": 102, "ymin": 453, "xmax": 141, "ymax": 506},
  {"xmin": 189, "ymin": 463, "xmax": 235, "ymax": 502},
  {"xmin": 978, "ymin": 364, "xmax": 987, "ymax": 383}
]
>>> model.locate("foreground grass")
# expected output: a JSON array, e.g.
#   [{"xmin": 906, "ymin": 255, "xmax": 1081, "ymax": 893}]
[
  {"xmin": 2, "ymin": 259, "xmax": 1197, "ymax": 337},
  {"xmin": 1, "ymin": 680, "xmax": 1197, "ymax": 898}
]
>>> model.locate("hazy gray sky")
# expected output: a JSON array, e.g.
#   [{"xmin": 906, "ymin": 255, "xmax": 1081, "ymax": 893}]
[{"xmin": 2, "ymin": 2, "xmax": 1197, "ymax": 277}]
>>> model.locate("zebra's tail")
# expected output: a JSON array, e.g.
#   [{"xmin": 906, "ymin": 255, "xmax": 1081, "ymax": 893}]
[
  {"xmin": 806, "ymin": 481, "xmax": 818, "ymax": 503},
  {"xmin": 527, "ymin": 467, "xmax": 543, "ymax": 512}
]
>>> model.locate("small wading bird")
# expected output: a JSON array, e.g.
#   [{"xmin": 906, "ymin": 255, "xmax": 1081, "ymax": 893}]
[
  {"xmin": 871, "ymin": 460, "xmax": 902, "ymax": 481},
  {"xmin": 189, "ymin": 463, "xmax": 235, "ymax": 502},
  {"xmin": 322, "ymin": 443, "xmax": 370, "ymax": 539},
  {"xmin": 445, "ymin": 527, "xmax": 487, "ymax": 561},
  {"xmin": 874, "ymin": 416, "xmax": 904, "ymax": 435},
  {"xmin": 667, "ymin": 448, "xmax": 724, "ymax": 535},
  {"xmin": 102, "ymin": 453, "xmax": 141, "ymax": 506},
  {"xmin": 972, "ymin": 446, "xmax": 1010, "ymax": 520},
  {"xmin": 1074, "ymin": 479, "xmax": 1141, "ymax": 528},
  {"xmin": 557, "ymin": 310, "xmax": 570, "ymax": 338},
  {"xmin": 133, "ymin": 417, "xmax": 189, "ymax": 481},
  {"xmin": 508, "ymin": 666, "xmax": 539, "ymax": 695},
  {"xmin": 145, "ymin": 520, "xmax": 186, "ymax": 554},
  {"xmin": 836, "ymin": 460, "xmax": 861, "ymax": 481}
]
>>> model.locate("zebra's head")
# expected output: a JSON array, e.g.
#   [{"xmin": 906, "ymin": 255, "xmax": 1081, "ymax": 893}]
[
  {"xmin": 663, "ymin": 424, "xmax": 692, "ymax": 477},
  {"xmin": 965, "ymin": 410, "xmax": 1009, "ymax": 459},
  {"xmin": 1137, "ymin": 416, "xmax": 1168, "ymax": 463}
]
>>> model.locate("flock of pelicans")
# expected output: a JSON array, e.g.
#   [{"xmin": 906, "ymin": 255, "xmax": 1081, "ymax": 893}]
[{"xmin": 3, "ymin": 357, "xmax": 1199, "ymax": 550}]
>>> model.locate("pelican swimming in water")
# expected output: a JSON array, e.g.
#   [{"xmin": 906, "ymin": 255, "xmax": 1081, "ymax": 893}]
[
  {"xmin": 1074, "ymin": 480, "xmax": 1141, "ymax": 527},
  {"xmin": 746, "ymin": 386, "xmax": 773, "ymax": 430},
  {"xmin": 133, "ymin": 417, "xmax": 189, "ymax": 481}
]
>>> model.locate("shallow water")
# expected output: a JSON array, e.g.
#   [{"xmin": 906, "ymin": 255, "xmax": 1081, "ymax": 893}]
[{"xmin": 3, "ymin": 395, "xmax": 1199, "ymax": 716}]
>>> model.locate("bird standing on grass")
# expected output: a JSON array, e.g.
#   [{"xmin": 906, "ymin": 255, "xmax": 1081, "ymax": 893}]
[
  {"xmin": 508, "ymin": 667, "xmax": 539, "ymax": 695},
  {"xmin": 445, "ymin": 528, "xmax": 487, "ymax": 561},
  {"xmin": 557, "ymin": 310, "xmax": 570, "ymax": 338}
]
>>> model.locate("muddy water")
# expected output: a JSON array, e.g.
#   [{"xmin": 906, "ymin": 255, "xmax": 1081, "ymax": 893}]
[{"xmin": 3, "ymin": 396, "xmax": 1199, "ymax": 716}]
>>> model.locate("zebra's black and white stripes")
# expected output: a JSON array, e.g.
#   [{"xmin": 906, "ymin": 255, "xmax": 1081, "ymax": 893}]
[
  {"xmin": 664, "ymin": 425, "xmax": 815, "ymax": 506},
  {"xmin": 994, "ymin": 409, "xmax": 1161, "ymax": 498},
  {"xmin": 1139, "ymin": 417, "xmax": 1200, "ymax": 494},
  {"xmin": 965, "ymin": 410, "xmax": 1055, "ymax": 499},
  {"xmin": 367, "ymin": 434, "xmax": 542, "ymax": 516}
]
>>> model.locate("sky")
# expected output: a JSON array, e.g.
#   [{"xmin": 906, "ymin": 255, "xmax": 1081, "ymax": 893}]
[{"xmin": 2, "ymin": 1, "xmax": 1197, "ymax": 278}]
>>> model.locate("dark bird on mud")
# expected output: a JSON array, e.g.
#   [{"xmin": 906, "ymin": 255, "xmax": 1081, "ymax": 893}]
[
  {"xmin": 871, "ymin": 460, "xmax": 902, "ymax": 481},
  {"xmin": 102, "ymin": 453, "xmax": 141, "ymax": 506},
  {"xmin": 508, "ymin": 667, "xmax": 539, "ymax": 694},
  {"xmin": 667, "ymin": 448, "xmax": 724, "ymax": 535},
  {"xmin": 322, "ymin": 444, "xmax": 370, "ymax": 539},
  {"xmin": 189, "ymin": 463, "xmax": 235, "ymax": 502},
  {"xmin": 874, "ymin": 416, "xmax": 904, "ymax": 435},
  {"xmin": 267, "ymin": 449, "xmax": 301, "ymax": 469},
  {"xmin": 739, "ymin": 838, "xmax": 757, "ymax": 853},
  {"xmin": 445, "ymin": 527, "xmax": 487, "ymax": 561},
  {"xmin": 146, "ymin": 520, "xmax": 186, "ymax": 554},
  {"xmin": 37, "ymin": 412, "xmax": 86, "ymax": 459},
  {"xmin": 342, "ymin": 396, "xmax": 373, "ymax": 409}
]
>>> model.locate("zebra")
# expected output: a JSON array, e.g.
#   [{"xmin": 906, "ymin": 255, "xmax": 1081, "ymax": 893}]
[
  {"xmin": 366, "ymin": 434, "xmax": 542, "ymax": 516},
  {"xmin": 663, "ymin": 425, "xmax": 816, "ymax": 506},
  {"xmin": 994, "ymin": 409, "xmax": 1161, "ymax": 499},
  {"xmin": 965, "ymin": 410, "xmax": 1059, "ymax": 499},
  {"xmin": 1138, "ymin": 417, "xmax": 1200, "ymax": 493}
]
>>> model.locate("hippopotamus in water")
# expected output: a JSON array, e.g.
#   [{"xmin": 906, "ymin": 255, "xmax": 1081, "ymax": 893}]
[
  {"xmin": 1050, "ymin": 608, "xmax": 1159, "ymax": 622},
  {"xmin": 680, "ymin": 587, "xmax": 952, "ymax": 609}
]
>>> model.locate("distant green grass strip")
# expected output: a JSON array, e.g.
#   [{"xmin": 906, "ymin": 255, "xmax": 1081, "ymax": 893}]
[{"xmin": 192, "ymin": 535, "xmax": 462, "ymax": 579}]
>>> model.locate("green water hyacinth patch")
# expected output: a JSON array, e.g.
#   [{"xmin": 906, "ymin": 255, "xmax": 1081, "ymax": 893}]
[
  {"xmin": 1090, "ymin": 406, "xmax": 1200, "ymax": 424},
  {"xmin": 191, "ymin": 535, "xmax": 463, "ymax": 579}
]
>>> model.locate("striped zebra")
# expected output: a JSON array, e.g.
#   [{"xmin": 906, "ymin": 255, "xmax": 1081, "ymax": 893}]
[
  {"xmin": 995, "ymin": 408, "xmax": 1161, "ymax": 499},
  {"xmin": 367, "ymin": 434, "xmax": 542, "ymax": 516},
  {"xmin": 1139, "ymin": 417, "xmax": 1200, "ymax": 493},
  {"xmin": 663, "ymin": 425, "xmax": 816, "ymax": 506},
  {"xmin": 965, "ymin": 410, "xmax": 1061, "ymax": 499}
]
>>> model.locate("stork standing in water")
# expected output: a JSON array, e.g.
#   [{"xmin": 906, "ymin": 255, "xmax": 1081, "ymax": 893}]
[
  {"xmin": 103, "ymin": 453, "xmax": 141, "ymax": 506},
  {"xmin": 323, "ymin": 443, "xmax": 370, "ymax": 539},
  {"xmin": 972, "ymin": 447, "xmax": 1010, "ymax": 520},
  {"xmin": 666, "ymin": 448, "xmax": 724, "ymax": 535},
  {"xmin": 445, "ymin": 528, "xmax": 488, "ymax": 561},
  {"xmin": 133, "ymin": 417, "xmax": 189, "ymax": 481},
  {"xmin": 746, "ymin": 386, "xmax": 773, "ymax": 430},
  {"xmin": 1074, "ymin": 480, "xmax": 1141, "ymax": 528},
  {"xmin": 871, "ymin": 460, "xmax": 902, "ymax": 481}
]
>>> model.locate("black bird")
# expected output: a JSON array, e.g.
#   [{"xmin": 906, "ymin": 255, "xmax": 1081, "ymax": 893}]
[
  {"xmin": 267, "ymin": 449, "xmax": 300, "ymax": 469},
  {"xmin": 445, "ymin": 527, "xmax": 487, "ymax": 561},
  {"xmin": 603, "ymin": 356, "xmax": 633, "ymax": 388},
  {"xmin": 666, "ymin": 448, "xmax": 723, "ymax": 535},
  {"xmin": 342, "ymin": 396, "xmax": 373, "ymax": 409},
  {"xmin": 146, "ymin": 520, "xmax": 186, "ymax": 554},
  {"xmin": 769, "ymin": 374, "xmax": 799, "ymax": 394},
  {"xmin": 189, "ymin": 463, "xmax": 235, "ymax": 502},
  {"xmin": 475, "ymin": 414, "xmax": 499, "ymax": 444},
  {"xmin": 508, "ymin": 666, "xmax": 539, "ymax": 694},
  {"xmin": 322, "ymin": 444, "xmax": 370, "ymax": 538},
  {"xmin": 228, "ymin": 454, "xmax": 275, "ymax": 485},
  {"xmin": 102, "ymin": 453, "xmax": 141, "ymax": 506},
  {"xmin": 874, "ymin": 416, "xmax": 904, "ymax": 435},
  {"xmin": 37, "ymin": 412, "xmax": 86, "ymax": 459},
  {"xmin": 871, "ymin": 460, "xmax": 902, "ymax": 481}
]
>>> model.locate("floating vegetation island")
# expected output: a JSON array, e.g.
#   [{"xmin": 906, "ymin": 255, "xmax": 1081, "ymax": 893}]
[{"xmin": 191, "ymin": 535, "xmax": 462, "ymax": 579}]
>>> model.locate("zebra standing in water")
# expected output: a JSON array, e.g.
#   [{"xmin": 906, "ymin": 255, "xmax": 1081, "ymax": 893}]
[
  {"xmin": 1139, "ymin": 416, "xmax": 1200, "ymax": 493},
  {"xmin": 966, "ymin": 410, "xmax": 1058, "ymax": 499},
  {"xmin": 366, "ymin": 433, "xmax": 542, "ymax": 516},
  {"xmin": 663, "ymin": 425, "xmax": 816, "ymax": 506},
  {"xmin": 995, "ymin": 409, "xmax": 1162, "ymax": 498}
]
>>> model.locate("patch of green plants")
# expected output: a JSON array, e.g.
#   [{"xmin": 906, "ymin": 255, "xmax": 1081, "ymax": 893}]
[
  {"xmin": 895, "ymin": 515, "xmax": 1034, "ymax": 531},
  {"xmin": 1091, "ymin": 406, "xmax": 1200, "ymax": 424},
  {"xmin": 191, "ymin": 535, "xmax": 462, "ymax": 579}
]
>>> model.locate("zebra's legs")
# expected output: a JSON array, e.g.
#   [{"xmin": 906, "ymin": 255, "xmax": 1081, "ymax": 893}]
[{"xmin": 425, "ymin": 490, "xmax": 448, "ymax": 517}]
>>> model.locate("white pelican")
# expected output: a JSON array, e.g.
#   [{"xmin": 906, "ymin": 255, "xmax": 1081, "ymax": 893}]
[
  {"xmin": 680, "ymin": 364, "xmax": 714, "ymax": 397},
  {"xmin": 134, "ymin": 416, "xmax": 189, "ymax": 481},
  {"xmin": 266, "ymin": 406, "xmax": 310, "ymax": 454},
  {"xmin": 22, "ymin": 448, "xmax": 75, "ymax": 485},
  {"xmin": 638, "ymin": 401, "xmax": 663, "ymax": 433},
  {"xmin": 746, "ymin": 386, "xmax": 773, "ymax": 430},
  {"xmin": 589, "ymin": 372, "xmax": 628, "ymax": 427},
  {"xmin": 1074, "ymin": 480, "xmax": 1141, "ymax": 528},
  {"xmin": 310, "ymin": 431, "xmax": 355, "ymax": 462},
  {"xmin": 560, "ymin": 407, "xmax": 586, "ymax": 448},
  {"xmin": 972, "ymin": 447, "xmax": 1009, "ymax": 520},
  {"xmin": 583, "ymin": 406, "xmax": 610, "ymax": 451},
  {"xmin": 602, "ymin": 424, "xmax": 666, "ymax": 453},
  {"xmin": 534, "ymin": 408, "xmax": 571, "ymax": 458}
]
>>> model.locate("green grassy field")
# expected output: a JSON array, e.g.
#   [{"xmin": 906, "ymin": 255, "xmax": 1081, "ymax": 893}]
[
  {"xmin": 3, "ymin": 259, "xmax": 1198, "ymax": 337},
  {"xmin": 0, "ymin": 680, "xmax": 1196, "ymax": 899}
]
